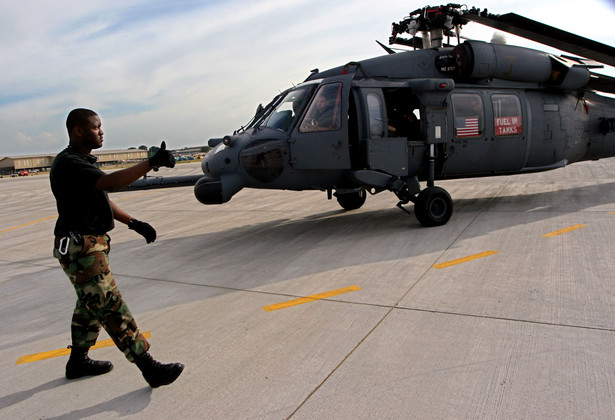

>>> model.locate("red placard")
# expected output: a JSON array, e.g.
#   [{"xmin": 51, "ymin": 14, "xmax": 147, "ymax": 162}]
[{"xmin": 495, "ymin": 116, "xmax": 522, "ymax": 136}]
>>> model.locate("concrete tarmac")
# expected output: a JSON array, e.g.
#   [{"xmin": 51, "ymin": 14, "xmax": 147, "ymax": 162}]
[{"xmin": 1, "ymin": 159, "xmax": 615, "ymax": 419}]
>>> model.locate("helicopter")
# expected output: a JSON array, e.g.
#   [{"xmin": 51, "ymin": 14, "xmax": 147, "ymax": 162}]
[{"xmin": 127, "ymin": 4, "xmax": 615, "ymax": 227}]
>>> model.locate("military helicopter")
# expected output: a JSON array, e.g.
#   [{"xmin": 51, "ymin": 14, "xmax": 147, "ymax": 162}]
[{"xmin": 128, "ymin": 4, "xmax": 615, "ymax": 227}]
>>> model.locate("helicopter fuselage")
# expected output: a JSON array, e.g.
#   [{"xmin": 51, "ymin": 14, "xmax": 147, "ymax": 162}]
[{"xmin": 194, "ymin": 42, "xmax": 615, "ymax": 225}]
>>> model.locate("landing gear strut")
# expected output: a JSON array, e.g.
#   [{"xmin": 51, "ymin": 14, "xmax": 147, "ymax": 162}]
[
  {"xmin": 394, "ymin": 144, "xmax": 453, "ymax": 226},
  {"xmin": 346, "ymin": 166, "xmax": 454, "ymax": 227}
]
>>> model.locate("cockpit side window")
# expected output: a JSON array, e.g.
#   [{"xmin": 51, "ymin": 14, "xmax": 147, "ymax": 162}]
[
  {"xmin": 262, "ymin": 87, "xmax": 310, "ymax": 132},
  {"xmin": 452, "ymin": 93, "xmax": 484, "ymax": 138},
  {"xmin": 299, "ymin": 83, "xmax": 342, "ymax": 132}
]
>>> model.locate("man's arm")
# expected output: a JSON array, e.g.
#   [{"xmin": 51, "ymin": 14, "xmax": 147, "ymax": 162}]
[
  {"xmin": 95, "ymin": 160, "xmax": 152, "ymax": 192},
  {"xmin": 94, "ymin": 141, "xmax": 175, "ymax": 192},
  {"xmin": 110, "ymin": 200, "xmax": 132, "ymax": 225},
  {"xmin": 111, "ymin": 200, "xmax": 157, "ymax": 243}
]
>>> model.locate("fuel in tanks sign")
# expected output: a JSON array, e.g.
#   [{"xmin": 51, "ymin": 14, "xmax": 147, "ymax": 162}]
[{"xmin": 495, "ymin": 116, "xmax": 522, "ymax": 136}]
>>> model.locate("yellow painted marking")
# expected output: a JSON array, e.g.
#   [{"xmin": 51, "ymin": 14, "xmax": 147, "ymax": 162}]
[
  {"xmin": 0, "ymin": 215, "xmax": 58, "ymax": 234},
  {"xmin": 542, "ymin": 224, "xmax": 587, "ymax": 238},
  {"xmin": 263, "ymin": 286, "xmax": 361, "ymax": 312},
  {"xmin": 433, "ymin": 250, "xmax": 499, "ymax": 269},
  {"xmin": 16, "ymin": 331, "xmax": 151, "ymax": 365}
]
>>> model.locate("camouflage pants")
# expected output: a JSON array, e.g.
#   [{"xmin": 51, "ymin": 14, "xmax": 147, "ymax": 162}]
[{"xmin": 53, "ymin": 234, "xmax": 150, "ymax": 362}]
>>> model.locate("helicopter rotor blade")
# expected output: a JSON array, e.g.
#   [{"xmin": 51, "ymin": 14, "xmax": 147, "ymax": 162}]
[
  {"xmin": 587, "ymin": 72, "xmax": 615, "ymax": 94},
  {"xmin": 463, "ymin": 11, "xmax": 615, "ymax": 67}
]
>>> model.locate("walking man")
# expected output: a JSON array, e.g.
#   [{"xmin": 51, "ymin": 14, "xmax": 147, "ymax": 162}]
[{"xmin": 51, "ymin": 108, "xmax": 184, "ymax": 387}]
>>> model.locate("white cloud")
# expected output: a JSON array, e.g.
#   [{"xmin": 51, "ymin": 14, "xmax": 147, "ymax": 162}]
[{"xmin": 1, "ymin": 0, "xmax": 615, "ymax": 156}]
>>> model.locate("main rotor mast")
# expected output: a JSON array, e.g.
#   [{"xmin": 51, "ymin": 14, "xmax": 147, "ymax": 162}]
[{"xmin": 390, "ymin": 3, "xmax": 474, "ymax": 49}]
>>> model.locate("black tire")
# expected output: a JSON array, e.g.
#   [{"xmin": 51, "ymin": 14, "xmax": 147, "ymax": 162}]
[
  {"xmin": 414, "ymin": 186, "xmax": 453, "ymax": 227},
  {"xmin": 336, "ymin": 189, "xmax": 367, "ymax": 210}
]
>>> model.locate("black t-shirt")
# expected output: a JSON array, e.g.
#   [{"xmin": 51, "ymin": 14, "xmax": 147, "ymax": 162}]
[{"xmin": 50, "ymin": 147, "xmax": 114, "ymax": 236}]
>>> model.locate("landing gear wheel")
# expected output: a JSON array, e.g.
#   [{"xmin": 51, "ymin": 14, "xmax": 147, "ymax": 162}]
[
  {"xmin": 336, "ymin": 189, "xmax": 367, "ymax": 210},
  {"xmin": 414, "ymin": 186, "xmax": 453, "ymax": 227}
]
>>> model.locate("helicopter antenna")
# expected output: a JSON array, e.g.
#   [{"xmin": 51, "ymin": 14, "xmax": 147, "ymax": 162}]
[{"xmin": 376, "ymin": 40, "xmax": 396, "ymax": 54}]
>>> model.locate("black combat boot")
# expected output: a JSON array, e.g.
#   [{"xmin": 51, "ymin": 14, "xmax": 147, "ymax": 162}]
[
  {"xmin": 65, "ymin": 346, "xmax": 114, "ymax": 379},
  {"xmin": 135, "ymin": 352, "xmax": 184, "ymax": 388}
]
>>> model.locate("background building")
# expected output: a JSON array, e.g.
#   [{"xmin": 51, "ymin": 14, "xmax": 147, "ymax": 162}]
[{"xmin": 0, "ymin": 149, "xmax": 149, "ymax": 175}]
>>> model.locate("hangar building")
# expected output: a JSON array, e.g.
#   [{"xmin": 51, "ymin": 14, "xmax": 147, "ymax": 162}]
[{"xmin": 0, "ymin": 149, "xmax": 149, "ymax": 175}]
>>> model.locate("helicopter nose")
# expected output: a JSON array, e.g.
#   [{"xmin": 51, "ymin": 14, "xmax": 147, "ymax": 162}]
[
  {"xmin": 194, "ymin": 174, "xmax": 244, "ymax": 204},
  {"xmin": 202, "ymin": 141, "xmax": 240, "ymax": 177}
]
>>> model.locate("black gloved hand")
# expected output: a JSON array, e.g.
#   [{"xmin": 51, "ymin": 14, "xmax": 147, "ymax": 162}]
[
  {"xmin": 128, "ymin": 218, "xmax": 157, "ymax": 244},
  {"xmin": 149, "ymin": 141, "xmax": 176, "ymax": 168}
]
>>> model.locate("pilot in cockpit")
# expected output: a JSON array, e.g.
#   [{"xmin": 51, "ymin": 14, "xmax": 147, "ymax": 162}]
[{"xmin": 300, "ymin": 84, "xmax": 339, "ymax": 132}]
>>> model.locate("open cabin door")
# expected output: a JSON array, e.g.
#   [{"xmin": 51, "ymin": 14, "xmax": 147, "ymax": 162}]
[
  {"xmin": 362, "ymin": 88, "xmax": 410, "ymax": 176},
  {"xmin": 288, "ymin": 74, "xmax": 353, "ymax": 169}
]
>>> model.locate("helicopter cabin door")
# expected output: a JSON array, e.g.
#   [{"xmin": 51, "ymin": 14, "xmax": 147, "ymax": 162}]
[
  {"xmin": 361, "ymin": 88, "xmax": 409, "ymax": 177},
  {"xmin": 444, "ymin": 92, "xmax": 527, "ymax": 176},
  {"xmin": 289, "ymin": 75, "xmax": 353, "ymax": 169}
]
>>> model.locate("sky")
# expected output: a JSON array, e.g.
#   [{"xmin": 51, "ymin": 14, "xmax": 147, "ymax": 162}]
[{"xmin": 2, "ymin": 0, "xmax": 615, "ymax": 156}]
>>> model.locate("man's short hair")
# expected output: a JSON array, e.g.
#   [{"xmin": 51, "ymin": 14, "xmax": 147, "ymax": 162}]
[{"xmin": 66, "ymin": 108, "xmax": 98, "ymax": 135}]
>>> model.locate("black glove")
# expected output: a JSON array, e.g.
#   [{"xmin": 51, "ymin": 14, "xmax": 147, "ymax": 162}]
[
  {"xmin": 128, "ymin": 218, "xmax": 157, "ymax": 243},
  {"xmin": 149, "ymin": 141, "xmax": 176, "ymax": 168}
]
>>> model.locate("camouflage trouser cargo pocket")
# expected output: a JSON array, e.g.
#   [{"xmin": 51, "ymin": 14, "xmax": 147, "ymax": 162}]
[{"xmin": 53, "ymin": 234, "xmax": 150, "ymax": 362}]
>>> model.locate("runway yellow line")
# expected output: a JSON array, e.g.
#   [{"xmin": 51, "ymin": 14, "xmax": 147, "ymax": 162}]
[
  {"xmin": 16, "ymin": 331, "xmax": 151, "ymax": 365},
  {"xmin": 263, "ymin": 285, "xmax": 361, "ymax": 312},
  {"xmin": 433, "ymin": 250, "xmax": 499, "ymax": 269},
  {"xmin": 542, "ymin": 224, "xmax": 587, "ymax": 238},
  {"xmin": 0, "ymin": 215, "xmax": 58, "ymax": 234}
]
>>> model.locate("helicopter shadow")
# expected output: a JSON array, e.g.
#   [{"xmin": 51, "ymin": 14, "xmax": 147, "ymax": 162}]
[{"xmin": 130, "ymin": 179, "xmax": 615, "ymax": 294}]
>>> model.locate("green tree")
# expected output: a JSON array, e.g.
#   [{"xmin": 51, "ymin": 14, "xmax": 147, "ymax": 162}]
[{"xmin": 148, "ymin": 145, "xmax": 160, "ymax": 158}]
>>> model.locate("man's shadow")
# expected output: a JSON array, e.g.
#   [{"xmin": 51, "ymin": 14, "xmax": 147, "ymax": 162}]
[{"xmin": 0, "ymin": 377, "xmax": 151, "ymax": 418}]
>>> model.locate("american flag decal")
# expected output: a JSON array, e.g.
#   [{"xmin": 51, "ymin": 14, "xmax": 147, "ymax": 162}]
[{"xmin": 456, "ymin": 117, "xmax": 479, "ymax": 137}]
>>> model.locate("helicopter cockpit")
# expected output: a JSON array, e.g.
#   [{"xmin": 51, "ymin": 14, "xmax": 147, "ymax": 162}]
[{"xmin": 260, "ymin": 86, "xmax": 312, "ymax": 133}]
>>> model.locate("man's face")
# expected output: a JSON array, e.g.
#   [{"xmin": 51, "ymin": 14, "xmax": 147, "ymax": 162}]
[
  {"xmin": 80, "ymin": 115, "xmax": 104, "ymax": 150},
  {"xmin": 316, "ymin": 96, "xmax": 329, "ymax": 111}
]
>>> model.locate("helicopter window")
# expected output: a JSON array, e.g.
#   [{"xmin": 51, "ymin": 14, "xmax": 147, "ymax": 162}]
[
  {"xmin": 492, "ymin": 94, "xmax": 522, "ymax": 136},
  {"xmin": 299, "ymin": 83, "xmax": 342, "ymax": 132},
  {"xmin": 366, "ymin": 93, "xmax": 385, "ymax": 138},
  {"xmin": 452, "ymin": 93, "xmax": 484, "ymax": 138},
  {"xmin": 262, "ymin": 87, "xmax": 311, "ymax": 132}
]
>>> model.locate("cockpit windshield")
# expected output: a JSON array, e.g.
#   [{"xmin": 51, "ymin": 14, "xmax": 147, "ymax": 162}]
[{"xmin": 261, "ymin": 86, "xmax": 311, "ymax": 132}]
